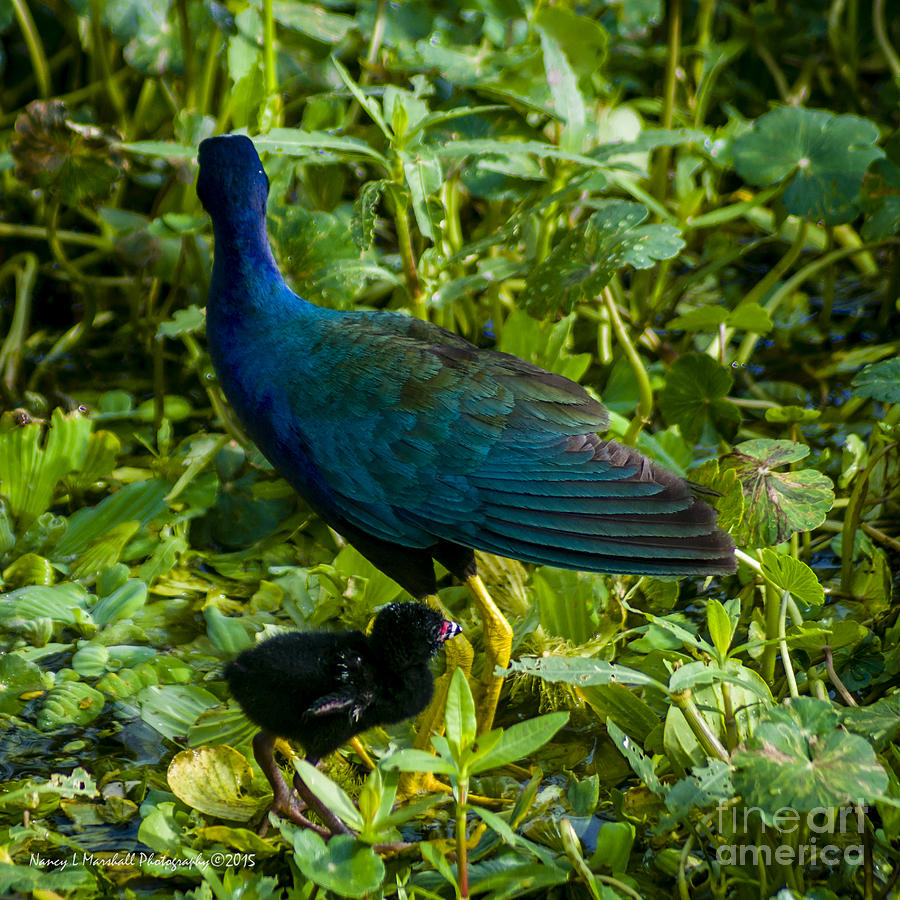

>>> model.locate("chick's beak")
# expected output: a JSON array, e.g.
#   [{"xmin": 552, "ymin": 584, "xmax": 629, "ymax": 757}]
[{"xmin": 438, "ymin": 619, "xmax": 463, "ymax": 643}]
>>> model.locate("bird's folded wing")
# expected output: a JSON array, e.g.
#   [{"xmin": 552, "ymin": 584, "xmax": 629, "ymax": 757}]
[{"xmin": 292, "ymin": 314, "xmax": 734, "ymax": 575}]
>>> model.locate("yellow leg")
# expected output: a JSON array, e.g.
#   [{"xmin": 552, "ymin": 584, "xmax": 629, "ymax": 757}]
[
  {"xmin": 348, "ymin": 736, "xmax": 375, "ymax": 770},
  {"xmin": 398, "ymin": 593, "xmax": 474, "ymax": 798},
  {"xmin": 466, "ymin": 574, "xmax": 513, "ymax": 734}
]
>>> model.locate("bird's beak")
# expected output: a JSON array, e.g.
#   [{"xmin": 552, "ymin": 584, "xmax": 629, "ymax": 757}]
[{"xmin": 438, "ymin": 619, "xmax": 463, "ymax": 643}]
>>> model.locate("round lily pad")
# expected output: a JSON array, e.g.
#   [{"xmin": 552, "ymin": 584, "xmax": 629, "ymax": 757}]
[{"xmin": 733, "ymin": 107, "xmax": 883, "ymax": 225}]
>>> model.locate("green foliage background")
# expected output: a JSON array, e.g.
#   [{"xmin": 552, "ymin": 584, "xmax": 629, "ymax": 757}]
[{"xmin": 1, "ymin": 1, "xmax": 900, "ymax": 898}]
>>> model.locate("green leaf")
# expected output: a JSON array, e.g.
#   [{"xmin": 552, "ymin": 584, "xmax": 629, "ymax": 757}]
[
  {"xmin": 536, "ymin": 21, "xmax": 585, "ymax": 152},
  {"xmin": 167, "ymin": 745, "xmax": 267, "ymax": 822},
  {"xmin": 12, "ymin": 100, "xmax": 123, "ymax": 205},
  {"xmin": 293, "ymin": 758, "xmax": 363, "ymax": 831},
  {"xmin": 445, "ymin": 667, "xmax": 477, "ymax": 759},
  {"xmin": 271, "ymin": 2, "xmax": 355, "ymax": 43},
  {"xmin": 0, "ymin": 654, "xmax": 46, "ymax": 714},
  {"xmin": 53, "ymin": 479, "xmax": 169, "ymax": 559},
  {"xmin": 157, "ymin": 305, "xmax": 205, "ymax": 338},
  {"xmin": 531, "ymin": 566, "xmax": 607, "ymax": 643},
  {"xmin": 733, "ymin": 697, "xmax": 887, "ymax": 817},
  {"xmin": 732, "ymin": 107, "xmax": 883, "ymax": 225},
  {"xmin": 658, "ymin": 354, "xmax": 740, "ymax": 442},
  {"xmin": 381, "ymin": 748, "xmax": 457, "ymax": 776},
  {"xmin": 37, "ymin": 681, "xmax": 106, "ymax": 731},
  {"xmin": 851, "ymin": 358, "xmax": 900, "ymax": 404},
  {"xmin": 400, "ymin": 149, "xmax": 442, "ymax": 241},
  {"xmin": 283, "ymin": 828, "xmax": 385, "ymax": 898},
  {"xmin": 522, "ymin": 200, "xmax": 683, "ymax": 317},
  {"xmin": 721, "ymin": 439, "xmax": 834, "ymax": 546},
  {"xmin": 760, "ymin": 550, "xmax": 824, "ymax": 606},
  {"xmin": 707, "ymin": 598, "xmax": 735, "ymax": 656},
  {"xmin": 606, "ymin": 720, "xmax": 664, "ymax": 797},
  {"xmin": 90, "ymin": 579, "xmax": 148, "ymax": 627},
  {"xmin": 351, "ymin": 179, "xmax": 388, "ymax": 250},
  {"xmin": 0, "ymin": 408, "xmax": 92, "ymax": 531},
  {"xmin": 469, "ymin": 711, "xmax": 569, "ymax": 773},
  {"xmin": 254, "ymin": 127, "xmax": 389, "ymax": 168},
  {"xmin": 578, "ymin": 684, "xmax": 660, "ymax": 743},
  {"xmin": 137, "ymin": 684, "xmax": 220, "ymax": 741},
  {"xmin": 505, "ymin": 656, "xmax": 668, "ymax": 692}
]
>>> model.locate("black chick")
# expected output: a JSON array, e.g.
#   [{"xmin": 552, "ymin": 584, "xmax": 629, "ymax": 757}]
[{"xmin": 226, "ymin": 602, "xmax": 461, "ymax": 829}]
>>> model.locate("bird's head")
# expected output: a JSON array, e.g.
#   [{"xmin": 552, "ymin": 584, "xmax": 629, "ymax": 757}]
[
  {"xmin": 197, "ymin": 134, "xmax": 269, "ymax": 224},
  {"xmin": 369, "ymin": 602, "xmax": 462, "ymax": 666}
]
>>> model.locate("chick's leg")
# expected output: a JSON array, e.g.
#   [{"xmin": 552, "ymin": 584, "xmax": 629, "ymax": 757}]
[
  {"xmin": 251, "ymin": 731, "xmax": 324, "ymax": 835},
  {"xmin": 466, "ymin": 574, "xmax": 512, "ymax": 734}
]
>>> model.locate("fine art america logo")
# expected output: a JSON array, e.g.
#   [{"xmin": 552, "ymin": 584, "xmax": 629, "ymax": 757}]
[{"xmin": 716, "ymin": 802, "xmax": 866, "ymax": 867}]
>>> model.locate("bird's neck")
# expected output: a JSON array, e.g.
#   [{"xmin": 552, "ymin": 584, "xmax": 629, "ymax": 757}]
[{"xmin": 208, "ymin": 214, "xmax": 288, "ymax": 314}]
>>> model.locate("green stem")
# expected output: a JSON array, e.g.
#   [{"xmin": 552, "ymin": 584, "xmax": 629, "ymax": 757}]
[
  {"xmin": 841, "ymin": 442, "xmax": 899, "ymax": 592},
  {"xmin": 11, "ymin": 0, "xmax": 51, "ymax": 97},
  {"xmin": 0, "ymin": 222, "xmax": 109, "ymax": 249},
  {"xmin": 603, "ymin": 288, "xmax": 652, "ymax": 444},
  {"xmin": 197, "ymin": 27, "xmax": 222, "ymax": 117},
  {"xmin": 762, "ymin": 581, "xmax": 779, "ymax": 685},
  {"xmin": 873, "ymin": 0, "xmax": 900, "ymax": 76},
  {"xmin": 90, "ymin": 0, "xmax": 127, "ymax": 124},
  {"xmin": 456, "ymin": 779, "xmax": 469, "ymax": 899},
  {"xmin": 671, "ymin": 690, "xmax": 729, "ymax": 761},
  {"xmin": 176, "ymin": 0, "xmax": 196, "ymax": 106},
  {"xmin": 0, "ymin": 254, "xmax": 37, "ymax": 395},
  {"xmin": 821, "ymin": 225, "xmax": 835, "ymax": 326},
  {"xmin": 779, "ymin": 590, "xmax": 799, "ymax": 698},
  {"xmin": 393, "ymin": 195, "xmax": 424, "ymax": 317},
  {"xmin": 650, "ymin": 0, "xmax": 681, "ymax": 203}
]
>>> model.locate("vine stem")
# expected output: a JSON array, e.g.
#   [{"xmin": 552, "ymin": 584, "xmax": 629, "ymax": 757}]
[
  {"xmin": 873, "ymin": 0, "xmax": 900, "ymax": 76},
  {"xmin": 602, "ymin": 288, "xmax": 652, "ymax": 445},
  {"xmin": 650, "ymin": 0, "xmax": 682, "ymax": 203},
  {"xmin": 10, "ymin": 0, "xmax": 51, "ymax": 97}
]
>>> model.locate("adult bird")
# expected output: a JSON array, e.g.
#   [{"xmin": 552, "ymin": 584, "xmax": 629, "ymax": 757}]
[{"xmin": 197, "ymin": 134, "xmax": 735, "ymax": 744}]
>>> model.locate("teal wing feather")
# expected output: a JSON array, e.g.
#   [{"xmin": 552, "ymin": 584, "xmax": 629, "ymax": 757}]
[{"xmin": 288, "ymin": 311, "xmax": 734, "ymax": 576}]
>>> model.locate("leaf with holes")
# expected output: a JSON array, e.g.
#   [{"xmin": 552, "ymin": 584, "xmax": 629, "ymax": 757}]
[
  {"xmin": 522, "ymin": 200, "xmax": 683, "ymax": 317},
  {"xmin": 721, "ymin": 439, "xmax": 833, "ymax": 547}
]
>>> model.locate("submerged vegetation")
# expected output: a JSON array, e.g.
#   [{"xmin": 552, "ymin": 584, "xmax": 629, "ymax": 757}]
[{"xmin": 0, "ymin": 0, "xmax": 899, "ymax": 898}]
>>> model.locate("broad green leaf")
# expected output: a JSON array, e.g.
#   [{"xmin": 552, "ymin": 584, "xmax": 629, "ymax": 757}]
[
  {"xmin": 0, "ymin": 654, "xmax": 45, "ymax": 714},
  {"xmin": 293, "ymin": 758, "xmax": 363, "ymax": 831},
  {"xmin": 760, "ymin": 550, "xmax": 824, "ymax": 606},
  {"xmin": 860, "ymin": 157, "xmax": 900, "ymax": 240},
  {"xmin": 119, "ymin": 140, "xmax": 195, "ymax": 158},
  {"xmin": 721, "ymin": 439, "xmax": 834, "ymax": 546},
  {"xmin": 12, "ymin": 100, "xmax": 123, "ymax": 205},
  {"xmin": 841, "ymin": 694, "xmax": 900, "ymax": 751},
  {"xmin": 531, "ymin": 566, "xmax": 608, "ymax": 643},
  {"xmin": 469, "ymin": 711, "xmax": 569, "ymax": 773},
  {"xmin": 351, "ymin": 179, "xmax": 389, "ymax": 250},
  {"xmin": 578, "ymin": 683, "xmax": 660, "ymax": 743},
  {"xmin": 851, "ymin": 358, "xmax": 900, "ymax": 404},
  {"xmin": 282, "ymin": 828, "xmax": 385, "ymax": 898},
  {"xmin": 381, "ymin": 748, "xmax": 457, "ymax": 776},
  {"xmin": 505, "ymin": 656, "xmax": 667, "ymax": 692},
  {"xmin": 536, "ymin": 24, "xmax": 585, "ymax": 152},
  {"xmin": 732, "ymin": 107, "xmax": 883, "ymax": 225},
  {"xmin": 71, "ymin": 642, "xmax": 109, "ymax": 678},
  {"xmin": 658, "ymin": 353, "xmax": 740, "ymax": 442},
  {"xmin": 445, "ymin": 667, "xmax": 477, "ymax": 758},
  {"xmin": 522, "ymin": 200, "xmax": 683, "ymax": 317},
  {"xmin": 664, "ymin": 759, "xmax": 734, "ymax": 821},
  {"xmin": 91, "ymin": 579, "xmax": 148, "ymax": 627},
  {"xmin": 0, "ymin": 408, "xmax": 92, "ymax": 531},
  {"xmin": 733, "ymin": 697, "xmax": 887, "ymax": 817},
  {"xmin": 0, "ymin": 582, "xmax": 91, "ymax": 626},
  {"xmin": 254, "ymin": 128, "xmax": 389, "ymax": 167},
  {"xmin": 400, "ymin": 149, "xmax": 442, "ymax": 241},
  {"xmin": 37, "ymin": 682, "xmax": 106, "ymax": 731},
  {"xmin": 167, "ymin": 745, "xmax": 267, "ymax": 821},
  {"xmin": 53, "ymin": 479, "xmax": 169, "ymax": 558},
  {"xmin": 137, "ymin": 684, "xmax": 220, "ymax": 741},
  {"xmin": 157, "ymin": 305, "xmax": 205, "ymax": 338}
]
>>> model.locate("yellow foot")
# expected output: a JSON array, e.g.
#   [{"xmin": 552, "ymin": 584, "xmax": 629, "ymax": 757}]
[
  {"xmin": 465, "ymin": 575, "xmax": 513, "ymax": 734},
  {"xmin": 396, "ymin": 770, "xmax": 452, "ymax": 801}
]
